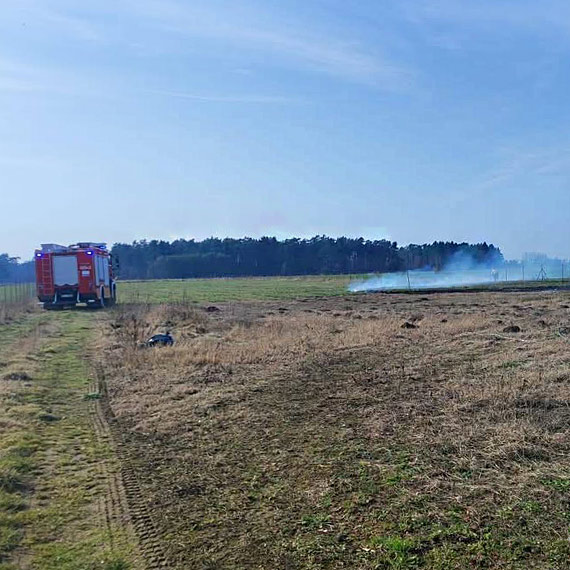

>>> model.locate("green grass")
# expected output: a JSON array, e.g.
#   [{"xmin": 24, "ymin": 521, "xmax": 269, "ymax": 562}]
[
  {"xmin": 0, "ymin": 311, "xmax": 137, "ymax": 569},
  {"xmin": 0, "ymin": 283, "xmax": 35, "ymax": 305},
  {"xmin": 118, "ymin": 274, "xmax": 360, "ymax": 303},
  {"xmin": 116, "ymin": 274, "xmax": 570, "ymax": 304}
]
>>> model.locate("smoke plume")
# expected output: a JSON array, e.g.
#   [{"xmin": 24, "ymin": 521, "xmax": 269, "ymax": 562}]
[{"xmin": 349, "ymin": 249, "xmax": 504, "ymax": 292}]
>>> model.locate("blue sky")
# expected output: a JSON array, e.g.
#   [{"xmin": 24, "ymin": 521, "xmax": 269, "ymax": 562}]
[{"xmin": 1, "ymin": 0, "xmax": 570, "ymax": 260}]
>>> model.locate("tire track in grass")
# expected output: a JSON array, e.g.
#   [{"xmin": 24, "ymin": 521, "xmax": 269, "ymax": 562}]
[
  {"xmin": 94, "ymin": 366, "xmax": 171, "ymax": 569},
  {"xmin": 0, "ymin": 310, "xmax": 142, "ymax": 570}
]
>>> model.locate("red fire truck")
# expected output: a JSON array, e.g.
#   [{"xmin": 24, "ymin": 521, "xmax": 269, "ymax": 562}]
[{"xmin": 35, "ymin": 243, "xmax": 116, "ymax": 309}]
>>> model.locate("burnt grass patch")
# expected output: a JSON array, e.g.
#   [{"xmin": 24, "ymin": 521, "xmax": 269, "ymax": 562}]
[{"xmin": 100, "ymin": 292, "xmax": 570, "ymax": 569}]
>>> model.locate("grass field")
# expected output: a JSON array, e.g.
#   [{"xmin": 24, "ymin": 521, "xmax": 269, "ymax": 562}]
[
  {"xmin": 118, "ymin": 275, "xmax": 359, "ymax": 303},
  {"xmin": 3, "ymin": 278, "xmax": 570, "ymax": 569},
  {"xmin": 0, "ymin": 310, "xmax": 139, "ymax": 570},
  {"xmin": 0, "ymin": 285, "xmax": 35, "ymax": 326},
  {"xmin": 117, "ymin": 275, "xmax": 570, "ymax": 304},
  {"xmin": 99, "ymin": 288, "xmax": 570, "ymax": 569},
  {"xmin": 0, "ymin": 284, "xmax": 35, "ymax": 302}
]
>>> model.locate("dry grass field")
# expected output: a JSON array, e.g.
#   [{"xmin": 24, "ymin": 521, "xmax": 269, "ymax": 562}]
[
  {"xmin": 0, "ymin": 293, "xmax": 35, "ymax": 326},
  {"xmin": 97, "ymin": 289, "xmax": 570, "ymax": 569}
]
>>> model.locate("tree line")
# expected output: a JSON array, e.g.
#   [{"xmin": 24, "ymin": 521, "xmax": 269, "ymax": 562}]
[
  {"xmin": 110, "ymin": 237, "xmax": 503, "ymax": 280},
  {"xmin": 0, "ymin": 254, "xmax": 34, "ymax": 284}
]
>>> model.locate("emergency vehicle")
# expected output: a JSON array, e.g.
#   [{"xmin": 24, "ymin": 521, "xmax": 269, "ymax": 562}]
[{"xmin": 35, "ymin": 242, "xmax": 116, "ymax": 309}]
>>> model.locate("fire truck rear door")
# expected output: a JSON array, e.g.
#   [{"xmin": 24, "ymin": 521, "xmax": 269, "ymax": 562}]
[{"xmin": 53, "ymin": 255, "xmax": 78, "ymax": 286}]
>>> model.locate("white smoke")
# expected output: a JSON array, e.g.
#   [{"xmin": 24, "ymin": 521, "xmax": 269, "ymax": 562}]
[
  {"xmin": 349, "ymin": 249, "xmax": 504, "ymax": 292},
  {"xmin": 349, "ymin": 269, "xmax": 499, "ymax": 292}
]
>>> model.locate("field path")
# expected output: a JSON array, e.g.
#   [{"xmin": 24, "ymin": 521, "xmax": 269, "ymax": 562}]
[{"xmin": 0, "ymin": 310, "xmax": 144, "ymax": 570}]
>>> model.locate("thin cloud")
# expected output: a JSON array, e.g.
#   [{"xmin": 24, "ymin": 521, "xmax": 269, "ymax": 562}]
[
  {"xmin": 0, "ymin": 58, "xmax": 48, "ymax": 93},
  {"xmin": 449, "ymin": 146, "xmax": 570, "ymax": 206},
  {"xmin": 2, "ymin": 0, "xmax": 102, "ymax": 42},
  {"xmin": 0, "ymin": 78, "xmax": 42, "ymax": 93},
  {"xmin": 0, "ymin": 154, "xmax": 66, "ymax": 169},
  {"xmin": 482, "ymin": 148, "xmax": 570, "ymax": 183},
  {"xmin": 41, "ymin": 10, "xmax": 101, "ymax": 42},
  {"xmin": 122, "ymin": 0, "xmax": 413, "ymax": 89},
  {"xmin": 3, "ymin": 1, "xmax": 414, "ymax": 90},
  {"xmin": 0, "ymin": 57, "xmax": 119, "ymax": 98},
  {"xmin": 406, "ymin": 0, "xmax": 570, "ymax": 38},
  {"xmin": 0, "ymin": 58, "xmax": 76, "ymax": 95},
  {"xmin": 150, "ymin": 89, "xmax": 303, "ymax": 104}
]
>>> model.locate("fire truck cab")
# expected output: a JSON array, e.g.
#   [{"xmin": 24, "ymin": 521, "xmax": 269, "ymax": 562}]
[{"xmin": 35, "ymin": 242, "xmax": 116, "ymax": 309}]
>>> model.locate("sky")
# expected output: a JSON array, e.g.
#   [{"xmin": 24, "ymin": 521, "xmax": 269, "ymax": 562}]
[{"xmin": 1, "ymin": 0, "xmax": 570, "ymax": 260}]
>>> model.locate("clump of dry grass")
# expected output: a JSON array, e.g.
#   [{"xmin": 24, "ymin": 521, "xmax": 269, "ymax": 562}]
[
  {"xmin": 107, "ymin": 301, "xmax": 208, "ymax": 348},
  {"xmin": 0, "ymin": 298, "xmax": 36, "ymax": 325}
]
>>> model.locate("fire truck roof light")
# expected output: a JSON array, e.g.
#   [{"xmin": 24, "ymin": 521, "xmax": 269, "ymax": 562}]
[
  {"xmin": 86, "ymin": 251, "xmax": 93, "ymax": 255},
  {"xmin": 36, "ymin": 253, "xmax": 42, "ymax": 258}
]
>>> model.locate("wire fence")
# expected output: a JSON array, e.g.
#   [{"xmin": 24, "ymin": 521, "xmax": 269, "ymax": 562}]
[
  {"xmin": 0, "ymin": 282, "xmax": 36, "ymax": 306},
  {"xmin": 503, "ymin": 262, "xmax": 569, "ymax": 283}
]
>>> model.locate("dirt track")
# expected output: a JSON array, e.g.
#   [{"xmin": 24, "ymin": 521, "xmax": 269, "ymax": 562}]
[
  {"xmin": 0, "ymin": 311, "xmax": 142, "ymax": 569},
  {"xmin": 93, "ymin": 370, "xmax": 169, "ymax": 569}
]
